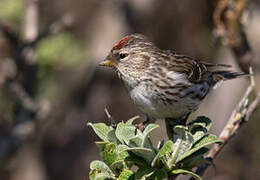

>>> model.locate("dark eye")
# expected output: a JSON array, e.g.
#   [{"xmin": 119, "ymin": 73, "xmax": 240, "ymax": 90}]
[{"xmin": 119, "ymin": 53, "xmax": 128, "ymax": 60}]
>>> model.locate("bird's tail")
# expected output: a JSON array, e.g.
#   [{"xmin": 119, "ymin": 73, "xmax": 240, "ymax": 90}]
[{"xmin": 210, "ymin": 71, "xmax": 249, "ymax": 89}]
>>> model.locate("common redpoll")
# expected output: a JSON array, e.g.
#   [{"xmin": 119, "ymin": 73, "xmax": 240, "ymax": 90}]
[{"xmin": 100, "ymin": 34, "xmax": 246, "ymax": 125}]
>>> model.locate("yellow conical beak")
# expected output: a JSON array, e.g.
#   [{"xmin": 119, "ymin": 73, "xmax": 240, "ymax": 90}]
[{"xmin": 99, "ymin": 59, "xmax": 116, "ymax": 67}]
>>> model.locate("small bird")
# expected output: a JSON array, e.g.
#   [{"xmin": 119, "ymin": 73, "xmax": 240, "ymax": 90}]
[{"xmin": 100, "ymin": 34, "xmax": 246, "ymax": 125}]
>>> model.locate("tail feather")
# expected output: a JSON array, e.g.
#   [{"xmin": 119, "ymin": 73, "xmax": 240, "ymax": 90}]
[
  {"xmin": 210, "ymin": 71, "xmax": 249, "ymax": 89},
  {"xmin": 214, "ymin": 71, "xmax": 249, "ymax": 80}
]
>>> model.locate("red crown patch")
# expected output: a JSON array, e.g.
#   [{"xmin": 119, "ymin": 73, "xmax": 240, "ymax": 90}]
[{"xmin": 113, "ymin": 36, "xmax": 130, "ymax": 50}]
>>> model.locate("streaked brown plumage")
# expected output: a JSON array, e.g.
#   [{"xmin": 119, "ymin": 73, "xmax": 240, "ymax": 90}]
[{"xmin": 100, "ymin": 34, "xmax": 246, "ymax": 122}]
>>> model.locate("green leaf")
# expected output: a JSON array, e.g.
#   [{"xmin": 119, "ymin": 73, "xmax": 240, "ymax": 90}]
[
  {"xmin": 101, "ymin": 143, "xmax": 129, "ymax": 168},
  {"xmin": 141, "ymin": 124, "xmax": 159, "ymax": 148},
  {"xmin": 107, "ymin": 129, "xmax": 119, "ymax": 143},
  {"xmin": 178, "ymin": 147, "xmax": 209, "ymax": 165},
  {"xmin": 193, "ymin": 134, "xmax": 222, "ymax": 149},
  {"xmin": 90, "ymin": 160, "xmax": 113, "ymax": 173},
  {"xmin": 128, "ymin": 136, "xmax": 143, "ymax": 147},
  {"xmin": 152, "ymin": 169, "xmax": 168, "ymax": 180},
  {"xmin": 119, "ymin": 169, "xmax": 134, "ymax": 180},
  {"xmin": 123, "ymin": 147, "xmax": 156, "ymax": 164},
  {"xmin": 188, "ymin": 116, "xmax": 212, "ymax": 131},
  {"xmin": 116, "ymin": 122, "xmax": 141, "ymax": 145},
  {"xmin": 89, "ymin": 161, "xmax": 115, "ymax": 179},
  {"xmin": 95, "ymin": 141, "xmax": 110, "ymax": 151},
  {"xmin": 88, "ymin": 123, "xmax": 114, "ymax": 142},
  {"xmin": 177, "ymin": 134, "xmax": 221, "ymax": 163},
  {"xmin": 124, "ymin": 152, "xmax": 148, "ymax": 166},
  {"xmin": 110, "ymin": 152, "xmax": 129, "ymax": 171},
  {"xmin": 102, "ymin": 143, "xmax": 117, "ymax": 166},
  {"xmin": 151, "ymin": 141, "xmax": 173, "ymax": 167},
  {"xmin": 183, "ymin": 156, "xmax": 213, "ymax": 170},
  {"xmin": 170, "ymin": 126, "xmax": 193, "ymax": 165},
  {"xmin": 126, "ymin": 116, "xmax": 140, "ymax": 125},
  {"xmin": 171, "ymin": 169, "xmax": 201, "ymax": 180},
  {"xmin": 188, "ymin": 116, "xmax": 212, "ymax": 143},
  {"xmin": 135, "ymin": 167, "xmax": 156, "ymax": 180},
  {"xmin": 93, "ymin": 174, "xmax": 115, "ymax": 180}
]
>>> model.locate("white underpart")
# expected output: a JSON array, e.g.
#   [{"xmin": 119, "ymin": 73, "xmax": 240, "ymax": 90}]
[{"xmin": 128, "ymin": 71, "xmax": 209, "ymax": 119}]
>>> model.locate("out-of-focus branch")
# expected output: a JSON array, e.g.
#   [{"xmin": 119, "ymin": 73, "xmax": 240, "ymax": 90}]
[
  {"xmin": 7, "ymin": 81, "xmax": 38, "ymax": 113},
  {"xmin": 23, "ymin": 0, "xmax": 39, "ymax": 42},
  {"xmin": 0, "ymin": 21, "xmax": 20, "ymax": 48},
  {"xmin": 0, "ymin": 0, "xmax": 40, "ymax": 166},
  {"xmin": 213, "ymin": 0, "xmax": 252, "ymax": 72},
  {"xmin": 23, "ymin": 14, "xmax": 74, "ymax": 48},
  {"xmin": 0, "ymin": 0, "xmax": 74, "ymax": 167}
]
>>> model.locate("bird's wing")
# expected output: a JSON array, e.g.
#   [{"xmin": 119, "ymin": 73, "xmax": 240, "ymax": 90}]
[{"xmin": 166, "ymin": 51, "xmax": 232, "ymax": 83}]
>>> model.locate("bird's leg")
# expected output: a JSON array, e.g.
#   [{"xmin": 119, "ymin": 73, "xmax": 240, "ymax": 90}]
[
  {"xmin": 144, "ymin": 114, "xmax": 155, "ymax": 124},
  {"xmin": 165, "ymin": 113, "xmax": 191, "ymax": 140}
]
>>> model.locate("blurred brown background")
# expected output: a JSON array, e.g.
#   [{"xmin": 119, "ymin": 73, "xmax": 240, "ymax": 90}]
[{"xmin": 0, "ymin": 0, "xmax": 259, "ymax": 179}]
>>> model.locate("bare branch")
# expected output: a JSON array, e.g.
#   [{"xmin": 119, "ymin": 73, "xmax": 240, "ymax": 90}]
[
  {"xmin": 191, "ymin": 1, "xmax": 257, "ymax": 177},
  {"xmin": 193, "ymin": 70, "xmax": 259, "ymax": 178}
]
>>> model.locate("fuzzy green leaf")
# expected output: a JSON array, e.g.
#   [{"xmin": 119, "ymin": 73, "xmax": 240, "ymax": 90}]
[
  {"xmin": 101, "ymin": 143, "xmax": 129, "ymax": 169},
  {"xmin": 193, "ymin": 134, "xmax": 222, "ymax": 149},
  {"xmin": 93, "ymin": 174, "xmax": 115, "ymax": 180},
  {"xmin": 123, "ymin": 150, "xmax": 148, "ymax": 166},
  {"xmin": 107, "ymin": 129, "xmax": 119, "ymax": 143},
  {"xmin": 126, "ymin": 116, "xmax": 140, "ymax": 125},
  {"xmin": 171, "ymin": 169, "xmax": 201, "ymax": 180},
  {"xmin": 88, "ymin": 123, "xmax": 114, "ymax": 142},
  {"xmin": 188, "ymin": 116, "xmax": 212, "ymax": 131},
  {"xmin": 135, "ymin": 167, "xmax": 156, "ymax": 180},
  {"xmin": 95, "ymin": 141, "xmax": 110, "ymax": 151},
  {"xmin": 101, "ymin": 143, "xmax": 118, "ymax": 166},
  {"xmin": 116, "ymin": 122, "xmax": 142, "ymax": 145},
  {"xmin": 183, "ymin": 156, "xmax": 213, "ymax": 170},
  {"xmin": 188, "ymin": 116, "xmax": 212, "ymax": 143},
  {"xmin": 151, "ymin": 140, "xmax": 173, "ymax": 167},
  {"xmin": 141, "ymin": 124, "xmax": 159, "ymax": 148},
  {"xmin": 123, "ymin": 147, "xmax": 156, "ymax": 164},
  {"xmin": 177, "ymin": 134, "xmax": 221, "ymax": 163},
  {"xmin": 89, "ymin": 160, "xmax": 114, "ymax": 180},
  {"xmin": 178, "ymin": 147, "xmax": 209, "ymax": 165},
  {"xmin": 170, "ymin": 126, "xmax": 193, "ymax": 165},
  {"xmin": 118, "ymin": 169, "xmax": 134, "ymax": 180}
]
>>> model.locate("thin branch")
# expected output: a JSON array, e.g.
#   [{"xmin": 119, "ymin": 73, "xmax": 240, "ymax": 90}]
[
  {"xmin": 23, "ymin": 14, "xmax": 74, "ymax": 48},
  {"xmin": 7, "ymin": 81, "xmax": 38, "ymax": 113},
  {"xmin": 191, "ymin": 1, "xmax": 257, "ymax": 177},
  {"xmin": 192, "ymin": 72, "xmax": 259, "ymax": 178}
]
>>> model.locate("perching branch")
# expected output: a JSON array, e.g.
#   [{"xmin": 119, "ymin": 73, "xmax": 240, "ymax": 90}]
[
  {"xmin": 192, "ymin": 0, "xmax": 258, "ymax": 178},
  {"xmin": 192, "ymin": 69, "xmax": 259, "ymax": 178}
]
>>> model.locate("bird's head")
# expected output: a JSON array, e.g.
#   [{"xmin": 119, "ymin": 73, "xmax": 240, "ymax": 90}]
[{"xmin": 99, "ymin": 34, "xmax": 154, "ymax": 85}]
